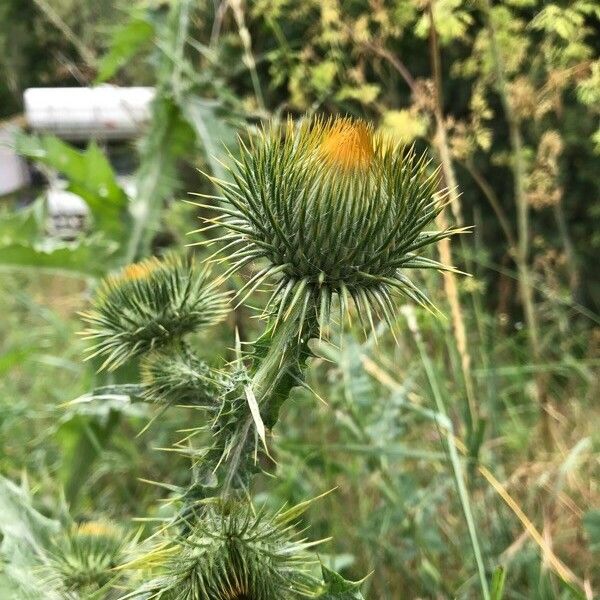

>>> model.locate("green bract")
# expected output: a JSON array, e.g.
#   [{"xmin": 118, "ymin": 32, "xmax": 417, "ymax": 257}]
[
  {"xmin": 81, "ymin": 254, "xmax": 229, "ymax": 371},
  {"xmin": 196, "ymin": 116, "xmax": 463, "ymax": 331}
]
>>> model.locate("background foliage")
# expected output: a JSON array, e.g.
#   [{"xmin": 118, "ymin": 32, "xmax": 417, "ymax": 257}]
[{"xmin": 0, "ymin": 0, "xmax": 598, "ymax": 598}]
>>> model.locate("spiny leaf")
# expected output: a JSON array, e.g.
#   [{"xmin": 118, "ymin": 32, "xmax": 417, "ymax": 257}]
[{"xmin": 318, "ymin": 564, "xmax": 366, "ymax": 599}]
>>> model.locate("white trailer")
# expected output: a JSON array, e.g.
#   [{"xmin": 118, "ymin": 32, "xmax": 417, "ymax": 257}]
[{"xmin": 23, "ymin": 86, "xmax": 155, "ymax": 141}]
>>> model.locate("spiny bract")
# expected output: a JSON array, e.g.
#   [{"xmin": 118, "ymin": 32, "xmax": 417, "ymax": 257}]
[
  {"xmin": 80, "ymin": 253, "xmax": 229, "ymax": 371},
  {"xmin": 196, "ymin": 115, "xmax": 463, "ymax": 331}
]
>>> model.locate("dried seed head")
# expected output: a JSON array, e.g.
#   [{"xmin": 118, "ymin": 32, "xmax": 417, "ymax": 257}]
[{"xmin": 196, "ymin": 115, "xmax": 463, "ymax": 333}]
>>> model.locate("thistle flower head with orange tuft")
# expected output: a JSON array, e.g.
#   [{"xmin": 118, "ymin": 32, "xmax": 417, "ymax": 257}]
[
  {"xmin": 195, "ymin": 115, "xmax": 465, "ymax": 333},
  {"xmin": 120, "ymin": 258, "xmax": 161, "ymax": 282},
  {"xmin": 81, "ymin": 253, "xmax": 229, "ymax": 371}
]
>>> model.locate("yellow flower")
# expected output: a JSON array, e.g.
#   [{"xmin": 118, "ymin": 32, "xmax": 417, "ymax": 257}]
[
  {"xmin": 96, "ymin": 257, "xmax": 161, "ymax": 305},
  {"xmin": 319, "ymin": 118, "xmax": 374, "ymax": 171},
  {"xmin": 120, "ymin": 257, "xmax": 161, "ymax": 282},
  {"xmin": 74, "ymin": 520, "xmax": 119, "ymax": 538}
]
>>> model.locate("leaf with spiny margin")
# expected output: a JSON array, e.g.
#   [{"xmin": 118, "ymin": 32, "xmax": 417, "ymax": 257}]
[
  {"xmin": 0, "ymin": 476, "xmax": 60, "ymax": 597},
  {"xmin": 15, "ymin": 134, "xmax": 131, "ymax": 242},
  {"xmin": 319, "ymin": 564, "xmax": 366, "ymax": 599}
]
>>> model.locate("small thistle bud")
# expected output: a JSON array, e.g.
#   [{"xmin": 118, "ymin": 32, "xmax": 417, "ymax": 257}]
[
  {"xmin": 133, "ymin": 500, "xmax": 320, "ymax": 600},
  {"xmin": 141, "ymin": 347, "xmax": 225, "ymax": 407},
  {"xmin": 81, "ymin": 254, "xmax": 229, "ymax": 371},
  {"xmin": 199, "ymin": 116, "xmax": 463, "ymax": 331},
  {"xmin": 46, "ymin": 520, "xmax": 130, "ymax": 595}
]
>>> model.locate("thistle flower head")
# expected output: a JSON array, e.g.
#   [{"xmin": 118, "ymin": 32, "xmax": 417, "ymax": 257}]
[
  {"xmin": 198, "ymin": 115, "xmax": 462, "ymax": 332},
  {"xmin": 81, "ymin": 253, "xmax": 229, "ymax": 371},
  {"xmin": 45, "ymin": 520, "xmax": 129, "ymax": 596},
  {"xmin": 131, "ymin": 500, "xmax": 321, "ymax": 600}
]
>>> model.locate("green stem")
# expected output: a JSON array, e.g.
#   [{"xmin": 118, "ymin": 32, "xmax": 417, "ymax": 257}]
[
  {"xmin": 252, "ymin": 308, "xmax": 314, "ymax": 423},
  {"xmin": 404, "ymin": 307, "xmax": 490, "ymax": 600},
  {"xmin": 221, "ymin": 302, "xmax": 317, "ymax": 496}
]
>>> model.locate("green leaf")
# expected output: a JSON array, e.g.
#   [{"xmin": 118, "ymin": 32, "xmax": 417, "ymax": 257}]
[
  {"xmin": 96, "ymin": 16, "xmax": 155, "ymax": 83},
  {"xmin": 0, "ymin": 237, "xmax": 118, "ymax": 278},
  {"xmin": 15, "ymin": 134, "xmax": 131, "ymax": 242},
  {"xmin": 0, "ymin": 198, "xmax": 46, "ymax": 242},
  {"xmin": 179, "ymin": 96, "xmax": 237, "ymax": 181},
  {"xmin": 128, "ymin": 96, "xmax": 195, "ymax": 259},
  {"xmin": 319, "ymin": 564, "xmax": 366, "ymax": 599},
  {"xmin": 490, "ymin": 566, "xmax": 507, "ymax": 600},
  {"xmin": 336, "ymin": 83, "xmax": 380, "ymax": 104},
  {"xmin": 0, "ymin": 196, "xmax": 118, "ymax": 277},
  {"xmin": 0, "ymin": 476, "xmax": 59, "ymax": 596},
  {"xmin": 310, "ymin": 60, "xmax": 338, "ymax": 93},
  {"xmin": 379, "ymin": 109, "xmax": 429, "ymax": 144}
]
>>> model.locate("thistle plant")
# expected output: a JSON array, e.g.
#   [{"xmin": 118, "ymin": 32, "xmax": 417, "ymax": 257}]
[
  {"xmin": 0, "ymin": 475, "xmax": 140, "ymax": 600},
  {"xmin": 185, "ymin": 116, "xmax": 461, "ymax": 495},
  {"xmin": 74, "ymin": 115, "xmax": 461, "ymax": 598},
  {"xmin": 141, "ymin": 347, "xmax": 225, "ymax": 408}
]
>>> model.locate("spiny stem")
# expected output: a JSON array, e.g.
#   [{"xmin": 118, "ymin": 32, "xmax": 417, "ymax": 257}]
[{"xmin": 221, "ymin": 302, "xmax": 318, "ymax": 497}]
